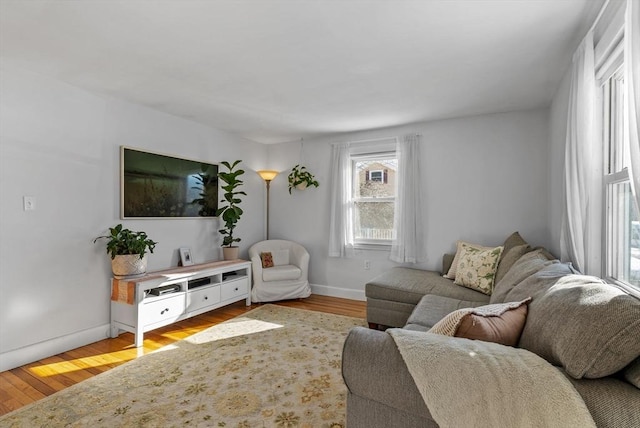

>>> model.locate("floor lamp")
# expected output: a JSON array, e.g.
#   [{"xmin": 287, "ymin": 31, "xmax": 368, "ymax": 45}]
[{"xmin": 257, "ymin": 170, "xmax": 279, "ymax": 240}]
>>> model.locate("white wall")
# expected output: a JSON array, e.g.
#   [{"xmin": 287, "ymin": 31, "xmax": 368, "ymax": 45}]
[
  {"xmin": 0, "ymin": 63, "xmax": 267, "ymax": 370},
  {"xmin": 548, "ymin": 70, "xmax": 571, "ymax": 258},
  {"xmin": 0, "ymin": 63, "xmax": 553, "ymax": 371},
  {"xmin": 267, "ymin": 109, "xmax": 551, "ymax": 299}
]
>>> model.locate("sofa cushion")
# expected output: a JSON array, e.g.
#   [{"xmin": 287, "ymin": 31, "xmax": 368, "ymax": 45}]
[
  {"xmin": 495, "ymin": 244, "xmax": 531, "ymax": 285},
  {"xmin": 623, "ymin": 358, "xmax": 640, "ymax": 389},
  {"xmin": 490, "ymin": 249, "xmax": 554, "ymax": 304},
  {"xmin": 563, "ymin": 375, "xmax": 640, "ymax": 427},
  {"xmin": 453, "ymin": 243, "xmax": 503, "ymax": 295},
  {"xmin": 366, "ymin": 267, "xmax": 491, "ymax": 306},
  {"xmin": 502, "ymin": 231, "xmax": 528, "ymax": 252},
  {"xmin": 404, "ymin": 295, "xmax": 487, "ymax": 330},
  {"xmin": 429, "ymin": 298, "xmax": 531, "ymax": 346},
  {"xmin": 262, "ymin": 265, "xmax": 301, "ymax": 281},
  {"xmin": 518, "ymin": 274, "xmax": 640, "ymax": 379},
  {"xmin": 442, "ymin": 253, "xmax": 455, "ymax": 275}
]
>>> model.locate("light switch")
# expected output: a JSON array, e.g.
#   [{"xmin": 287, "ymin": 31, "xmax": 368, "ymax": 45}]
[{"xmin": 23, "ymin": 196, "xmax": 36, "ymax": 211}]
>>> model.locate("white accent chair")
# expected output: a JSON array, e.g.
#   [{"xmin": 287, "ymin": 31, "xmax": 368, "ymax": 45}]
[{"xmin": 248, "ymin": 240, "xmax": 311, "ymax": 302}]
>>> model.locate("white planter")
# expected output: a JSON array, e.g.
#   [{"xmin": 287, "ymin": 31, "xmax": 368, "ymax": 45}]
[
  {"xmin": 112, "ymin": 254, "xmax": 148, "ymax": 278},
  {"xmin": 295, "ymin": 182, "xmax": 308, "ymax": 190},
  {"xmin": 222, "ymin": 246, "xmax": 240, "ymax": 261}
]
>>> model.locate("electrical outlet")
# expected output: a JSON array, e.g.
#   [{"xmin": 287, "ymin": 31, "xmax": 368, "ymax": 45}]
[
  {"xmin": 364, "ymin": 260, "xmax": 371, "ymax": 270},
  {"xmin": 23, "ymin": 196, "xmax": 36, "ymax": 211}
]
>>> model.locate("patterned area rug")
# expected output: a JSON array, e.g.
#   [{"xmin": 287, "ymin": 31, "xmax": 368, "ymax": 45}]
[{"xmin": 1, "ymin": 305, "xmax": 366, "ymax": 427}]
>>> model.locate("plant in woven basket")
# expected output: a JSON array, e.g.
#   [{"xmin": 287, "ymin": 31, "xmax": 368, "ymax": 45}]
[
  {"xmin": 287, "ymin": 164, "xmax": 319, "ymax": 194},
  {"xmin": 94, "ymin": 224, "xmax": 157, "ymax": 259}
]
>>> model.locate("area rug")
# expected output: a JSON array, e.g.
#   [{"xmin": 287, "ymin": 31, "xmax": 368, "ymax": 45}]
[{"xmin": 0, "ymin": 305, "xmax": 366, "ymax": 427}]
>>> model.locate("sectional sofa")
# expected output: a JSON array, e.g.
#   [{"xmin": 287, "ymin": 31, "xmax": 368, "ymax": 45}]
[{"xmin": 342, "ymin": 233, "xmax": 640, "ymax": 427}]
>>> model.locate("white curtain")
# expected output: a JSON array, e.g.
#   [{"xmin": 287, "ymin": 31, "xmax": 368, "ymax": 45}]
[
  {"xmin": 390, "ymin": 134, "xmax": 425, "ymax": 263},
  {"xmin": 625, "ymin": 0, "xmax": 640, "ymax": 212},
  {"xmin": 560, "ymin": 31, "xmax": 596, "ymax": 274},
  {"xmin": 328, "ymin": 144, "xmax": 353, "ymax": 257}
]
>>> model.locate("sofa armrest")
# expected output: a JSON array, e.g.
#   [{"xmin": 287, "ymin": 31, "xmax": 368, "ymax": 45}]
[{"xmin": 342, "ymin": 327, "xmax": 434, "ymax": 421}]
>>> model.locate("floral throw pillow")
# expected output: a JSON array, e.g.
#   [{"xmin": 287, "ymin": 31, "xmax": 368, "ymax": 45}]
[
  {"xmin": 454, "ymin": 243, "xmax": 503, "ymax": 295},
  {"xmin": 260, "ymin": 252, "xmax": 274, "ymax": 268}
]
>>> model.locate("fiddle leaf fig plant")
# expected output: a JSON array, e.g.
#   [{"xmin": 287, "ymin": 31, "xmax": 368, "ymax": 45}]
[
  {"xmin": 288, "ymin": 164, "xmax": 319, "ymax": 194},
  {"xmin": 215, "ymin": 160, "xmax": 246, "ymax": 247},
  {"xmin": 94, "ymin": 224, "xmax": 157, "ymax": 259}
]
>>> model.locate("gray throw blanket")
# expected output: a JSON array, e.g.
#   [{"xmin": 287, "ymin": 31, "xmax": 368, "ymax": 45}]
[{"xmin": 389, "ymin": 329, "xmax": 596, "ymax": 428}]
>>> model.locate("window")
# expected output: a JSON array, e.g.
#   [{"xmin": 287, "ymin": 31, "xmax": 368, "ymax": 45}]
[
  {"xmin": 352, "ymin": 152, "xmax": 397, "ymax": 245},
  {"xmin": 603, "ymin": 67, "xmax": 640, "ymax": 288},
  {"xmin": 366, "ymin": 169, "xmax": 386, "ymax": 183}
]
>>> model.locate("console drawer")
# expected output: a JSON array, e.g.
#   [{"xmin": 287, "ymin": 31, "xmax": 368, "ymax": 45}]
[
  {"xmin": 187, "ymin": 285, "xmax": 221, "ymax": 313},
  {"xmin": 141, "ymin": 293, "xmax": 185, "ymax": 327},
  {"xmin": 221, "ymin": 278, "xmax": 248, "ymax": 301}
]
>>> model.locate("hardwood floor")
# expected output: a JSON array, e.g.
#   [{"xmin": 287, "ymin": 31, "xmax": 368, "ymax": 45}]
[{"xmin": 0, "ymin": 295, "xmax": 366, "ymax": 416}]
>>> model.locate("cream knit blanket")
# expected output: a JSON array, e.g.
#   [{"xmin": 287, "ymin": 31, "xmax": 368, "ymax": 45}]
[{"xmin": 388, "ymin": 329, "xmax": 596, "ymax": 428}]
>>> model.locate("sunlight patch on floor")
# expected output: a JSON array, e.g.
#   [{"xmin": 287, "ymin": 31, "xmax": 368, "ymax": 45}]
[{"xmin": 183, "ymin": 317, "xmax": 284, "ymax": 345}]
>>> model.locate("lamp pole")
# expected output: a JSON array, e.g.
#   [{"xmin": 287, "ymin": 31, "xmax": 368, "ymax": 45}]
[
  {"xmin": 257, "ymin": 170, "xmax": 279, "ymax": 240},
  {"xmin": 265, "ymin": 178, "xmax": 272, "ymax": 240}
]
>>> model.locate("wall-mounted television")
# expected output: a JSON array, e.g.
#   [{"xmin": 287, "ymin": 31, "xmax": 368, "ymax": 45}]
[{"xmin": 121, "ymin": 146, "xmax": 218, "ymax": 219}]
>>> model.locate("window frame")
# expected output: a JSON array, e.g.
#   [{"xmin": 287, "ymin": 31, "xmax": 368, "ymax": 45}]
[{"xmin": 601, "ymin": 60, "xmax": 640, "ymax": 294}]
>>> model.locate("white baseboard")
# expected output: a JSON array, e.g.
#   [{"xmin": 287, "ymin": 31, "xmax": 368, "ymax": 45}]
[
  {"xmin": 0, "ymin": 288, "xmax": 364, "ymax": 372},
  {"xmin": 0, "ymin": 324, "xmax": 110, "ymax": 372},
  {"xmin": 310, "ymin": 283, "xmax": 366, "ymax": 301}
]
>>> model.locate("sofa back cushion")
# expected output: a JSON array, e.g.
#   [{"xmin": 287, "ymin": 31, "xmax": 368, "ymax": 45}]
[
  {"xmin": 624, "ymin": 358, "xmax": 640, "ymax": 389},
  {"xmin": 518, "ymin": 274, "xmax": 640, "ymax": 379},
  {"xmin": 490, "ymin": 249, "xmax": 554, "ymax": 304},
  {"xmin": 494, "ymin": 232, "xmax": 530, "ymax": 283}
]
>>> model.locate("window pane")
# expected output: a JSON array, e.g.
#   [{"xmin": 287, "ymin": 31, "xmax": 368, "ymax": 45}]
[
  {"xmin": 354, "ymin": 201, "xmax": 395, "ymax": 240},
  {"xmin": 608, "ymin": 181, "xmax": 640, "ymax": 286},
  {"xmin": 355, "ymin": 159, "xmax": 397, "ymax": 197},
  {"xmin": 606, "ymin": 71, "xmax": 627, "ymax": 173},
  {"xmin": 353, "ymin": 157, "xmax": 397, "ymax": 241}
]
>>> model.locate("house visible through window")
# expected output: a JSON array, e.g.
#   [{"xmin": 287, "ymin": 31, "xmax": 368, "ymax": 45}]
[
  {"xmin": 602, "ymin": 65, "xmax": 640, "ymax": 288},
  {"xmin": 352, "ymin": 153, "xmax": 397, "ymax": 244}
]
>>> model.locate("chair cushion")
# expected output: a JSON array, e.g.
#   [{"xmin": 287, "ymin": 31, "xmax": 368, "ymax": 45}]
[
  {"xmin": 272, "ymin": 249, "xmax": 290, "ymax": 266},
  {"xmin": 262, "ymin": 265, "xmax": 302, "ymax": 282}
]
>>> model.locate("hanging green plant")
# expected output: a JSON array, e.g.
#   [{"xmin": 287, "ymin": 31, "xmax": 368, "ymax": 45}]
[{"xmin": 288, "ymin": 164, "xmax": 319, "ymax": 194}]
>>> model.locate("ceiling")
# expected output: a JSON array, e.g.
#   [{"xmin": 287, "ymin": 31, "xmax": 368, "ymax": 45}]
[{"xmin": 0, "ymin": 0, "xmax": 603, "ymax": 144}]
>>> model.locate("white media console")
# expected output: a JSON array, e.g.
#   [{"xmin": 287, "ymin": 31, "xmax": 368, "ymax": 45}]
[{"xmin": 110, "ymin": 259, "xmax": 252, "ymax": 347}]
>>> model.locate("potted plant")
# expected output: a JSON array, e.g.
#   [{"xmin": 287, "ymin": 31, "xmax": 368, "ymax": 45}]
[
  {"xmin": 94, "ymin": 224, "xmax": 157, "ymax": 278},
  {"xmin": 287, "ymin": 164, "xmax": 319, "ymax": 194},
  {"xmin": 215, "ymin": 160, "xmax": 246, "ymax": 260}
]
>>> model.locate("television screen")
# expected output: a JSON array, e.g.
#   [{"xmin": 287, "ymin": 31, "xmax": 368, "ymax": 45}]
[{"xmin": 121, "ymin": 146, "xmax": 218, "ymax": 218}]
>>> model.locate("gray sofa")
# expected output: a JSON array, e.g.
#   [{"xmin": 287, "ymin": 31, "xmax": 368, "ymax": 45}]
[{"xmin": 342, "ymin": 236, "xmax": 640, "ymax": 427}]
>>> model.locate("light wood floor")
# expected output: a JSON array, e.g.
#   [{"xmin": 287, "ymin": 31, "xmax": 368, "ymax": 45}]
[{"xmin": 0, "ymin": 295, "xmax": 366, "ymax": 416}]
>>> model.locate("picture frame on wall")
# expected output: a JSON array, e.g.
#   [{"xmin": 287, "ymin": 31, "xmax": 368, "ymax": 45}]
[{"xmin": 179, "ymin": 247, "xmax": 194, "ymax": 266}]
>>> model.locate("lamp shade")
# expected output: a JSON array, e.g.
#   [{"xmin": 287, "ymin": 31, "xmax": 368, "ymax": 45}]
[{"xmin": 257, "ymin": 170, "xmax": 279, "ymax": 181}]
